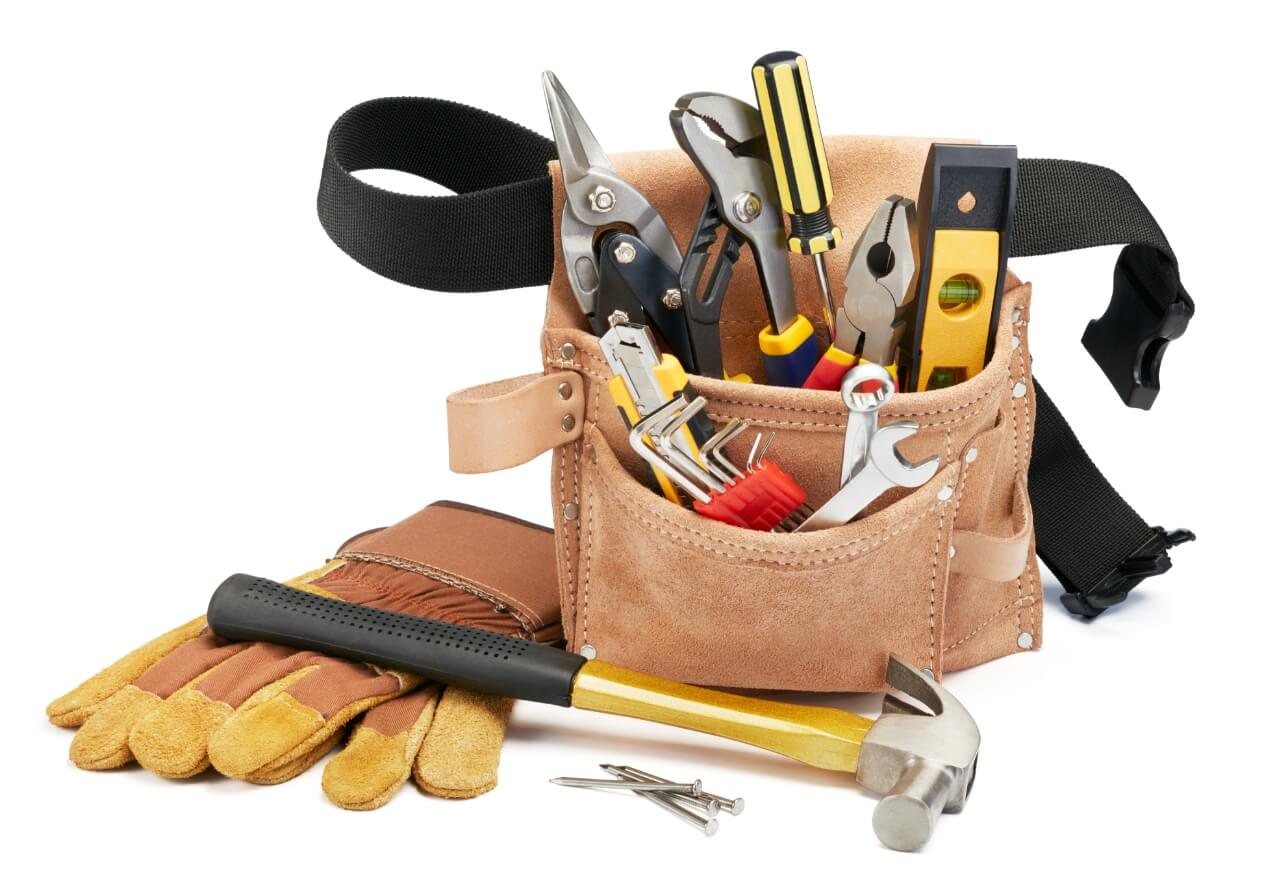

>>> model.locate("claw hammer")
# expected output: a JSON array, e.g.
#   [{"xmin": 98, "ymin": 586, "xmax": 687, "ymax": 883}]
[{"xmin": 208, "ymin": 574, "xmax": 981, "ymax": 851}]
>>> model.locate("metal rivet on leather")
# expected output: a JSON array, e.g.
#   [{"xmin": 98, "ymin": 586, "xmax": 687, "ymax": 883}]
[
  {"xmin": 563, "ymin": 502, "xmax": 579, "ymax": 521},
  {"xmin": 1012, "ymin": 381, "xmax": 1028, "ymax": 398},
  {"xmin": 560, "ymin": 342, "xmax": 576, "ymax": 360},
  {"xmin": 937, "ymin": 485, "xmax": 954, "ymax": 502},
  {"xmin": 1017, "ymin": 631, "xmax": 1034, "ymax": 650},
  {"xmin": 1011, "ymin": 335, "xmax": 1020, "ymax": 349},
  {"xmin": 1011, "ymin": 307, "xmax": 1023, "ymax": 323},
  {"xmin": 561, "ymin": 413, "xmax": 576, "ymax": 432},
  {"xmin": 579, "ymin": 644, "xmax": 597, "ymax": 659},
  {"xmin": 558, "ymin": 381, "xmax": 573, "ymax": 400},
  {"xmin": 965, "ymin": 447, "xmax": 978, "ymax": 464},
  {"xmin": 948, "ymin": 545, "xmax": 957, "ymax": 559}
]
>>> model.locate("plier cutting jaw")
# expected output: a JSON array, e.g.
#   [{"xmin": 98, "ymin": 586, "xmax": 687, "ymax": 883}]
[
  {"xmin": 670, "ymin": 93, "xmax": 817, "ymax": 386},
  {"xmin": 836, "ymin": 196, "xmax": 918, "ymax": 367},
  {"xmin": 542, "ymin": 72, "xmax": 691, "ymax": 360}
]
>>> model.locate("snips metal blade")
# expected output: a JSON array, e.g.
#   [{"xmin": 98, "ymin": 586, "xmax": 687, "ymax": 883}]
[
  {"xmin": 542, "ymin": 72, "xmax": 683, "ymax": 328},
  {"xmin": 839, "ymin": 196, "xmax": 918, "ymax": 365}
]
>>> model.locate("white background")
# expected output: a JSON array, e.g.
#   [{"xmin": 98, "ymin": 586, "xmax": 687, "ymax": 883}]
[{"xmin": 3, "ymin": 1, "xmax": 1259, "ymax": 887}]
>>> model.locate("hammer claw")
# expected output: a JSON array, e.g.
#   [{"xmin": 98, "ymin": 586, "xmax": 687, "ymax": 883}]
[{"xmin": 857, "ymin": 656, "xmax": 981, "ymax": 851}]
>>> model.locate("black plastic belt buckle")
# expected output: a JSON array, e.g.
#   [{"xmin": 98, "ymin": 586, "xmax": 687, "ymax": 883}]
[
  {"xmin": 1061, "ymin": 526, "xmax": 1196, "ymax": 618},
  {"xmin": 1081, "ymin": 246, "xmax": 1194, "ymax": 410}
]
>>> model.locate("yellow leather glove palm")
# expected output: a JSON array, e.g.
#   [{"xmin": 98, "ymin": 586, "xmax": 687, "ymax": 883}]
[{"xmin": 47, "ymin": 502, "xmax": 562, "ymax": 809}]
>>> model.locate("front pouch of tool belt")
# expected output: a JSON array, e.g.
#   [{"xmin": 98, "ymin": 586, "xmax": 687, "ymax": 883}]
[
  {"xmin": 443, "ymin": 139, "xmax": 1038, "ymax": 693},
  {"xmin": 318, "ymin": 98, "xmax": 1194, "ymax": 694}
]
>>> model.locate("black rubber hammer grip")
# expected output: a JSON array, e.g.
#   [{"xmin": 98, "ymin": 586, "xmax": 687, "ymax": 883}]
[{"xmin": 207, "ymin": 574, "xmax": 588, "ymax": 707}]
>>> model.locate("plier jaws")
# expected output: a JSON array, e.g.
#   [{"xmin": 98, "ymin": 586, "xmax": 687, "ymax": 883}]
[{"xmin": 837, "ymin": 196, "xmax": 918, "ymax": 365}]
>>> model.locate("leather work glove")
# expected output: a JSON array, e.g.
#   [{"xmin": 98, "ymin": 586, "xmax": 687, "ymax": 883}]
[{"xmin": 46, "ymin": 501, "xmax": 562, "ymax": 809}]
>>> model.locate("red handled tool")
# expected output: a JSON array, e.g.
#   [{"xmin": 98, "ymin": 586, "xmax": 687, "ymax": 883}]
[{"xmin": 803, "ymin": 197, "xmax": 918, "ymax": 391}]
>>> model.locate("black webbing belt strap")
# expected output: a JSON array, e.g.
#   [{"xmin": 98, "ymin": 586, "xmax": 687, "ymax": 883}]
[{"xmin": 317, "ymin": 97, "xmax": 1195, "ymax": 619}]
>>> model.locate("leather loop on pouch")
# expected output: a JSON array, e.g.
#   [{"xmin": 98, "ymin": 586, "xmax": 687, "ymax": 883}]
[
  {"xmin": 950, "ymin": 488, "xmax": 1034, "ymax": 583},
  {"xmin": 448, "ymin": 372, "xmax": 584, "ymax": 473}
]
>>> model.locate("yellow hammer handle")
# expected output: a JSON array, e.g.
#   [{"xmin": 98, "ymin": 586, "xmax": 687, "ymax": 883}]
[{"xmin": 572, "ymin": 661, "xmax": 874, "ymax": 773}]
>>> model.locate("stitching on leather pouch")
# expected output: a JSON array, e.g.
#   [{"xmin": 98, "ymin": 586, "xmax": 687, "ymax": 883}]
[
  {"xmin": 944, "ymin": 590, "xmax": 1038, "ymax": 651},
  {"xmin": 338, "ymin": 553, "xmax": 540, "ymax": 633},
  {"xmin": 927, "ymin": 432, "xmax": 961, "ymax": 670},
  {"xmin": 558, "ymin": 444, "xmax": 575, "ymax": 640},
  {"xmin": 1009, "ymin": 304, "xmax": 1034, "ymax": 641},
  {"xmin": 582, "ymin": 488, "xmax": 594, "ymax": 646},
  {"xmin": 708, "ymin": 397, "xmax": 996, "ymax": 434},
  {"xmin": 579, "ymin": 394, "xmax": 602, "ymax": 646},
  {"xmin": 707, "ymin": 386, "xmax": 996, "ymax": 420},
  {"xmin": 591, "ymin": 460, "xmax": 946, "ymax": 567},
  {"xmin": 546, "ymin": 350, "xmax": 1000, "ymax": 429}
]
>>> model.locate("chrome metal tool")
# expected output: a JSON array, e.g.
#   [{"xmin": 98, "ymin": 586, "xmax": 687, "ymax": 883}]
[
  {"xmin": 796, "ymin": 365, "xmax": 939, "ymax": 531},
  {"xmin": 671, "ymin": 93, "xmax": 814, "ymax": 383},
  {"xmin": 543, "ymin": 71, "xmax": 693, "ymax": 365},
  {"xmin": 805, "ymin": 196, "xmax": 918, "ymax": 390}
]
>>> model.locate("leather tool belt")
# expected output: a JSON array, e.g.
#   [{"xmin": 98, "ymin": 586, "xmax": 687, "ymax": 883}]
[{"xmin": 315, "ymin": 97, "xmax": 1194, "ymax": 692}]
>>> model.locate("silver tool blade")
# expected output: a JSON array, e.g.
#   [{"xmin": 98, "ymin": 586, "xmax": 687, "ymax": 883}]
[{"xmin": 543, "ymin": 71, "xmax": 682, "ymax": 318}]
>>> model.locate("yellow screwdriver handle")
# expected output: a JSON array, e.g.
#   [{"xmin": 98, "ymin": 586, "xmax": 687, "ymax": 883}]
[{"xmin": 751, "ymin": 51, "xmax": 842, "ymax": 257}]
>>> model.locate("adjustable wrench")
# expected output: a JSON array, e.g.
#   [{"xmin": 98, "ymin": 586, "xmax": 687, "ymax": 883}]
[{"xmin": 671, "ymin": 92, "xmax": 818, "ymax": 386}]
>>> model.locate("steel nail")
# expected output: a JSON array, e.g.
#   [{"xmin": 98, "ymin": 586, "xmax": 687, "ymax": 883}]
[
  {"xmin": 635, "ymin": 789, "xmax": 719, "ymax": 836},
  {"xmin": 601, "ymin": 765, "xmax": 720, "ymax": 817},
  {"xmin": 550, "ymin": 776, "xmax": 703, "ymax": 795},
  {"xmin": 604, "ymin": 764, "xmax": 745, "ymax": 816}
]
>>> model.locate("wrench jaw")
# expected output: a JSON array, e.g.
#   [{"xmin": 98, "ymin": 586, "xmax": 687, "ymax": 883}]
[
  {"xmin": 672, "ymin": 93, "xmax": 798, "ymax": 336},
  {"xmin": 857, "ymin": 656, "xmax": 981, "ymax": 852},
  {"xmin": 868, "ymin": 424, "xmax": 940, "ymax": 489}
]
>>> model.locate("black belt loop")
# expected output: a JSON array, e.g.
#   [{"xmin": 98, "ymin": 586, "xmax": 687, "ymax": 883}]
[{"xmin": 317, "ymin": 97, "xmax": 558, "ymax": 293}]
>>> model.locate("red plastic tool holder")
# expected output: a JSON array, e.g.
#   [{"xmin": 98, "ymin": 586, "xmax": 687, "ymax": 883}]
[{"xmin": 693, "ymin": 461, "xmax": 807, "ymax": 532}]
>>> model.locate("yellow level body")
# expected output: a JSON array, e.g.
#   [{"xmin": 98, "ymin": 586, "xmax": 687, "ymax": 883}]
[{"xmin": 913, "ymin": 229, "xmax": 1001, "ymax": 392}]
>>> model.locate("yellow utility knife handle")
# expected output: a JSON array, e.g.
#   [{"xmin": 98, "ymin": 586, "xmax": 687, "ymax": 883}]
[
  {"xmin": 607, "ymin": 374, "xmax": 684, "ymax": 505},
  {"xmin": 606, "ymin": 353, "xmax": 705, "ymax": 506},
  {"xmin": 652, "ymin": 352, "xmax": 706, "ymax": 462}
]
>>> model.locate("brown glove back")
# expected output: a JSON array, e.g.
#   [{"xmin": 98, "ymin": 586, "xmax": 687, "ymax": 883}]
[{"xmin": 46, "ymin": 501, "xmax": 562, "ymax": 809}]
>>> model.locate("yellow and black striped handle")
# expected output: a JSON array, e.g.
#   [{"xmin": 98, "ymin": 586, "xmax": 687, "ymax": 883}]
[{"xmin": 751, "ymin": 51, "xmax": 842, "ymax": 258}]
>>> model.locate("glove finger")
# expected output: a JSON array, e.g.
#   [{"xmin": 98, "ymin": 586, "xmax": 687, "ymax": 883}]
[
  {"xmin": 322, "ymin": 683, "xmax": 442, "ymax": 810},
  {"xmin": 414, "ymin": 688, "xmax": 514, "ymax": 799},
  {"xmin": 47, "ymin": 616, "xmax": 211, "ymax": 728},
  {"xmin": 66, "ymin": 632, "xmax": 252, "ymax": 770},
  {"xmin": 241, "ymin": 732, "xmax": 343, "ymax": 785},
  {"xmin": 209, "ymin": 657, "xmax": 415, "ymax": 782},
  {"xmin": 128, "ymin": 642, "xmax": 318, "ymax": 778}
]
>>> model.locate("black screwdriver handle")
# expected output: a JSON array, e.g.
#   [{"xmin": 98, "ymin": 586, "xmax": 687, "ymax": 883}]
[{"xmin": 207, "ymin": 574, "xmax": 587, "ymax": 707}]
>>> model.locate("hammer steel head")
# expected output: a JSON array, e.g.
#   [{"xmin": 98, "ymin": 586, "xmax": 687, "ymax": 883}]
[{"xmin": 856, "ymin": 656, "xmax": 980, "ymax": 852}]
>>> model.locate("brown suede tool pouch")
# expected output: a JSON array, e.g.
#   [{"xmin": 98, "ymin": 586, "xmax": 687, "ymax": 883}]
[{"xmin": 447, "ymin": 137, "xmax": 1040, "ymax": 693}]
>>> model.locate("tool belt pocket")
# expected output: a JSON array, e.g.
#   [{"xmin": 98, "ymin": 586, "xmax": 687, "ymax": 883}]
[
  {"xmin": 523, "ymin": 281, "xmax": 1037, "ymax": 692},
  {"xmin": 436, "ymin": 137, "xmax": 1044, "ymax": 693}
]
